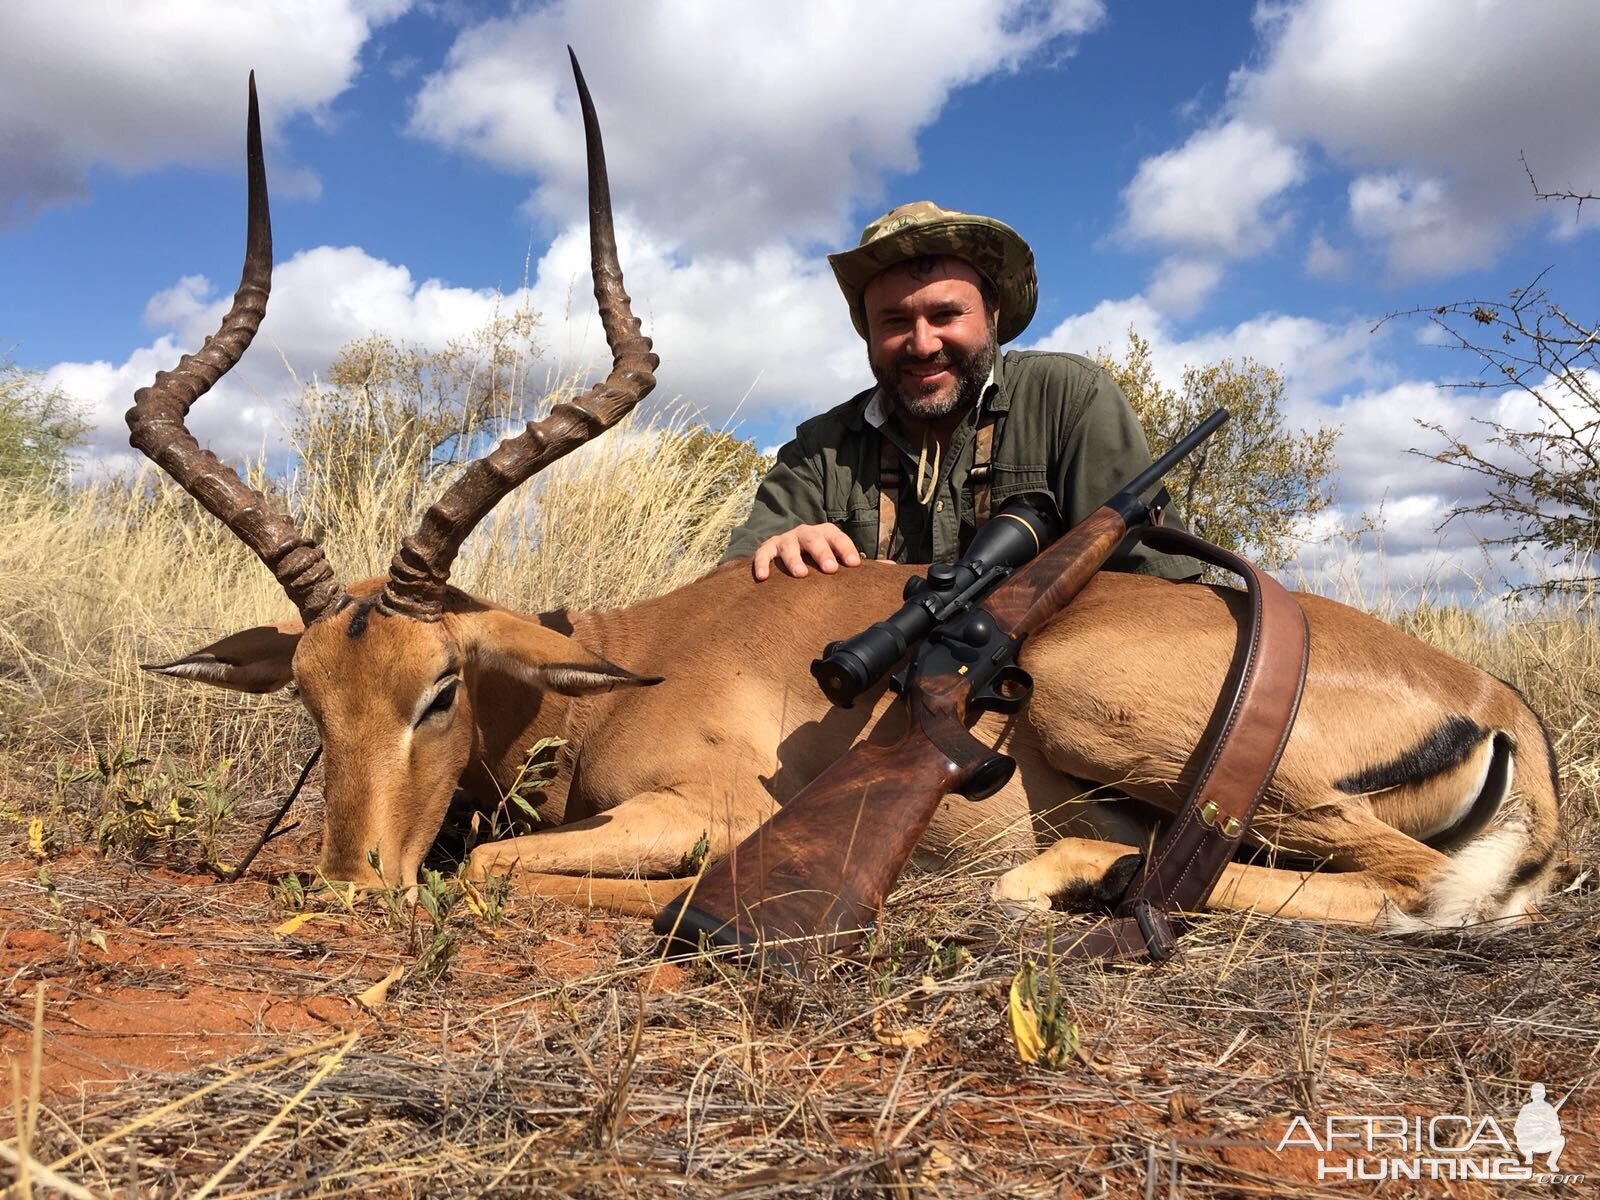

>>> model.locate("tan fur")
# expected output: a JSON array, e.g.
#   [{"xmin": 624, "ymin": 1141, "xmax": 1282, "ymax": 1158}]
[{"xmin": 156, "ymin": 561, "xmax": 1562, "ymax": 931}]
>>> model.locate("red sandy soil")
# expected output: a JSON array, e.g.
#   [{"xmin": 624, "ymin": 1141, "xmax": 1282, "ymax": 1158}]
[
  {"xmin": 0, "ymin": 848, "xmax": 675, "ymax": 1099},
  {"xmin": 2, "ymin": 848, "xmax": 1593, "ymax": 1197}
]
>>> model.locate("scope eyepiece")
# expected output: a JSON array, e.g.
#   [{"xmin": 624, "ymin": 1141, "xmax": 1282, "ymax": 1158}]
[{"xmin": 811, "ymin": 616, "xmax": 921, "ymax": 708}]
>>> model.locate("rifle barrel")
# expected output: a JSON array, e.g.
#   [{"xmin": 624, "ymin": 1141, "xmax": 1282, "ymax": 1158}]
[{"xmin": 1124, "ymin": 407, "xmax": 1228, "ymax": 502}]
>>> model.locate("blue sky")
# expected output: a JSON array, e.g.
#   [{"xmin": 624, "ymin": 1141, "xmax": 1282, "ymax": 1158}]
[{"xmin": 3, "ymin": 0, "xmax": 1596, "ymax": 595}]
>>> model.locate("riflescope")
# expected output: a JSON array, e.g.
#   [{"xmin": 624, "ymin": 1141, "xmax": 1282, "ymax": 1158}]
[{"xmin": 810, "ymin": 496, "xmax": 1057, "ymax": 707}]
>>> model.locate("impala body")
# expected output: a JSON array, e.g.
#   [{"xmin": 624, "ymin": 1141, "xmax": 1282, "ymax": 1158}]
[{"xmin": 137, "ymin": 63, "xmax": 1563, "ymax": 934}]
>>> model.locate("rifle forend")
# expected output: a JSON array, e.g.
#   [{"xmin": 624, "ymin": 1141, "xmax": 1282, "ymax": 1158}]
[{"xmin": 654, "ymin": 410, "xmax": 1229, "ymax": 973}]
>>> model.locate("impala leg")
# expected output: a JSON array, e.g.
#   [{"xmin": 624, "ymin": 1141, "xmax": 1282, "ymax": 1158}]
[
  {"xmin": 993, "ymin": 834, "xmax": 1399, "ymax": 926},
  {"xmin": 990, "ymin": 838, "xmax": 1146, "ymax": 913},
  {"xmin": 475, "ymin": 872, "xmax": 682, "ymax": 917},
  {"xmin": 1251, "ymin": 799, "xmax": 1455, "ymax": 915},
  {"xmin": 465, "ymin": 787, "xmax": 774, "ymax": 882}
]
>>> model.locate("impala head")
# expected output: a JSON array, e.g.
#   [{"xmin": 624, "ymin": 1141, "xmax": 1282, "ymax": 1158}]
[{"xmin": 130, "ymin": 55, "xmax": 658, "ymax": 888}]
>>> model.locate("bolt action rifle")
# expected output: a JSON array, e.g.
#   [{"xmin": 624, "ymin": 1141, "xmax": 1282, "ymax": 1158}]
[{"xmin": 655, "ymin": 406, "xmax": 1306, "ymax": 973}]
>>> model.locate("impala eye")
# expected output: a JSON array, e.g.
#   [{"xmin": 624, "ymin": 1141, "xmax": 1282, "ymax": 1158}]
[{"xmin": 419, "ymin": 679, "xmax": 459, "ymax": 724}]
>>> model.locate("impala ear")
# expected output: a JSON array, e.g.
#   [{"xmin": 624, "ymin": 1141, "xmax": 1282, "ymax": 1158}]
[
  {"xmin": 459, "ymin": 610, "xmax": 663, "ymax": 696},
  {"xmin": 142, "ymin": 620, "xmax": 303, "ymax": 694}
]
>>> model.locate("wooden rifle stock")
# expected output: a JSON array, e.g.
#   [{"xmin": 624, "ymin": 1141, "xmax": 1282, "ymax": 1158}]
[{"xmin": 653, "ymin": 505, "xmax": 1139, "ymax": 972}]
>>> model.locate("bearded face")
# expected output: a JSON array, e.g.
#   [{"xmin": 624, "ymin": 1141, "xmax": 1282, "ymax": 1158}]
[
  {"xmin": 870, "ymin": 322, "xmax": 996, "ymax": 421},
  {"xmin": 862, "ymin": 256, "xmax": 998, "ymax": 424}
]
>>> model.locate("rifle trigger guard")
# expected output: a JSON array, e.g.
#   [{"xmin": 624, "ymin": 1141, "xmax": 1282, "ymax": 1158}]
[{"xmin": 969, "ymin": 664, "xmax": 1033, "ymax": 715}]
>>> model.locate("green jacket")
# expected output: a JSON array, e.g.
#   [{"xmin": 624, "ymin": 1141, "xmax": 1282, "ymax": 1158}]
[{"xmin": 724, "ymin": 350, "xmax": 1199, "ymax": 578}]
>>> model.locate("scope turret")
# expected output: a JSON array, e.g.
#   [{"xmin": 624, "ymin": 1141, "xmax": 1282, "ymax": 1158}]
[{"xmin": 810, "ymin": 497, "xmax": 1055, "ymax": 707}]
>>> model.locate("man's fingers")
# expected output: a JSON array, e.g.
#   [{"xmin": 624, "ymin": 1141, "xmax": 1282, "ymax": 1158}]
[
  {"xmin": 827, "ymin": 527, "xmax": 862, "ymax": 567},
  {"xmin": 778, "ymin": 539, "xmax": 810, "ymax": 578},
  {"xmin": 751, "ymin": 524, "xmax": 861, "ymax": 581},
  {"xmin": 751, "ymin": 545, "xmax": 773, "ymax": 581},
  {"xmin": 800, "ymin": 529, "xmax": 840, "ymax": 574}
]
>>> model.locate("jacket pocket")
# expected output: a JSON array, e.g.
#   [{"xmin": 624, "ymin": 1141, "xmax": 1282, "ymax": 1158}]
[
  {"xmin": 987, "ymin": 463, "xmax": 1048, "ymax": 504},
  {"xmin": 826, "ymin": 506, "xmax": 881, "ymax": 557}
]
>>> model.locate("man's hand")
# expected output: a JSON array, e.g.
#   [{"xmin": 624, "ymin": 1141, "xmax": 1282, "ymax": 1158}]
[{"xmin": 751, "ymin": 523, "xmax": 864, "ymax": 581}]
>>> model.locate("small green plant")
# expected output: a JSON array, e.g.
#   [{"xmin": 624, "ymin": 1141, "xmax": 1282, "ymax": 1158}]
[
  {"xmin": 410, "ymin": 868, "xmax": 460, "ymax": 984},
  {"xmin": 82, "ymin": 745, "xmax": 155, "ymax": 858},
  {"xmin": 675, "ymin": 831, "xmax": 711, "ymax": 877},
  {"xmin": 446, "ymin": 737, "xmax": 569, "ymax": 856},
  {"xmin": 1008, "ymin": 952, "xmax": 1080, "ymax": 1069},
  {"xmin": 271, "ymin": 871, "xmax": 307, "ymax": 912},
  {"xmin": 86, "ymin": 749, "xmax": 240, "ymax": 868},
  {"xmin": 367, "ymin": 849, "xmax": 412, "ymax": 926},
  {"xmin": 464, "ymin": 870, "xmax": 513, "ymax": 929},
  {"xmin": 865, "ymin": 932, "xmax": 906, "ymax": 1000},
  {"xmin": 36, "ymin": 864, "xmax": 61, "ymax": 917},
  {"xmin": 312, "ymin": 873, "xmax": 359, "ymax": 914},
  {"xmin": 182, "ymin": 761, "xmax": 239, "ymax": 866},
  {"xmin": 495, "ymin": 736, "xmax": 566, "ymax": 838},
  {"xmin": 924, "ymin": 937, "xmax": 971, "ymax": 978}
]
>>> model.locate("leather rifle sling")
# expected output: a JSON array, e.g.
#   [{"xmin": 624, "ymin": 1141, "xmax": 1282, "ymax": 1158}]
[
  {"xmin": 970, "ymin": 416, "xmax": 995, "ymax": 526},
  {"xmin": 1054, "ymin": 526, "xmax": 1310, "ymax": 964},
  {"xmin": 876, "ymin": 434, "xmax": 900, "ymax": 560}
]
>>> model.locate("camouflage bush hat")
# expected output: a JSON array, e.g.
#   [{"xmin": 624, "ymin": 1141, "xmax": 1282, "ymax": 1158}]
[{"xmin": 828, "ymin": 200, "xmax": 1038, "ymax": 344}]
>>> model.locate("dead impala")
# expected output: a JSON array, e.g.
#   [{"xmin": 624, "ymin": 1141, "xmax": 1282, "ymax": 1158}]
[{"xmin": 135, "ymin": 62, "xmax": 1562, "ymax": 933}]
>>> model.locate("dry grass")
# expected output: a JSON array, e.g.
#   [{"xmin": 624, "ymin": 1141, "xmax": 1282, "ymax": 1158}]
[
  {"xmin": 1, "ymin": 859, "xmax": 1595, "ymax": 1198},
  {"xmin": 1, "ymin": 390, "xmax": 1597, "ymax": 1195}
]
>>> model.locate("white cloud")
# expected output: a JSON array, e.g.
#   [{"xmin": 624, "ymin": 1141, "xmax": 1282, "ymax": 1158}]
[
  {"xmin": 48, "ymin": 223, "xmax": 867, "ymax": 471},
  {"xmin": 1121, "ymin": 120, "xmax": 1304, "ymax": 260},
  {"xmin": 1308, "ymin": 381, "xmax": 1472, "ymax": 509},
  {"xmin": 1028, "ymin": 295, "xmax": 1164, "ymax": 364},
  {"xmin": 142, "ymin": 275, "xmax": 215, "ymax": 330},
  {"xmin": 0, "ymin": 0, "xmax": 409, "ymax": 226},
  {"xmin": 1027, "ymin": 295, "xmax": 1541, "ymax": 591},
  {"xmin": 1347, "ymin": 172, "xmax": 1500, "ymax": 278},
  {"xmin": 1145, "ymin": 257, "xmax": 1224, "ymax": 317},
  {"xmin": 1114, "ymin": 0, "xmax": 1600, "ymax": 298},
  {"xmin": 50, "ymin": 244, "xmax": 520, "ymax": 466},
  {"xmin": 523, "ymin": 222, "xmax": 864, "ymax": 431},
  {"xmin": 1031, "ymin": 298, "xmax": 1389, "ymax": 403},
  {"xmin": 1303, "ymin": 232, "xmax": 1348, "ymax": 280},
  {"xmin": 409, "ymin": 0, "xmax": 1105, "ymax": 253},
  {"xmin": 1117, "ymin": 119, "xmax": 1304, "ymax": 313},
  {"xmin": 1231, "ymin": 0, "xmax": 1600, "ymax": 278}
]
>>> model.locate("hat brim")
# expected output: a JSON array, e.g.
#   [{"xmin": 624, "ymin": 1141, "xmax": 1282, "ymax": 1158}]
[{"xmin": 828, "ymin": 216, "xmax": 1037, "ymax": 344}]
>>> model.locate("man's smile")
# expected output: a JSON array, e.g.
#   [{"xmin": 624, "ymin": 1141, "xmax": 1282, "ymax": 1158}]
[{"xmin": 901, "ymin": 359, "xmax": 954, "ymax": 385}]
